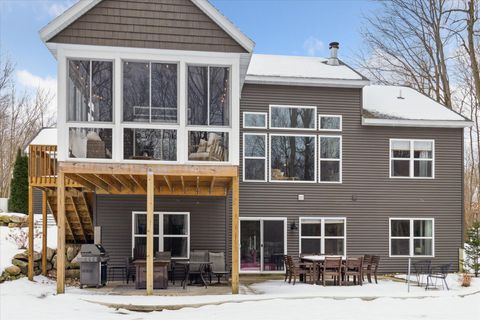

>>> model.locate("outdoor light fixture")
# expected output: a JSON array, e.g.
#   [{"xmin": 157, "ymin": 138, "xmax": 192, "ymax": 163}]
[{"xmin": 290, "ymin": 221, "xmax": 298, "ymax": 231}]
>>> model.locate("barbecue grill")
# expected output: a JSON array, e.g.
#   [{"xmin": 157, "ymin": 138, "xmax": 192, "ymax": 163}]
[{"xmin": 78, "ymin": 244, "xmax": 109, "ymax": 288}]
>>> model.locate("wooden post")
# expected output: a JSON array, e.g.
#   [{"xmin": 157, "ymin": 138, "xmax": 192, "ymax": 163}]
[
  {"xmin": 146, "ymin": 170, "xmax": 154, "ymax": 295},
  {"xmin": 41, "ymin": 190, "xmax": 48, "ymax": 275},
  {"xmin": 231, "ymin": 175, "xmax": 239, "ymax": 294},
  {"xmin": 56, "ymin": 171, "xmax": 66, "ymax": 294},
  {"xmin": 28, "ymin": 185, "xmax": 34, "ymax": 281}
]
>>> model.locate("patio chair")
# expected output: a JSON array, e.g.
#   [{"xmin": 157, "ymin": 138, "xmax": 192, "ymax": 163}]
[
  {"xmin": 343, "ymin": 257, "xmax": 363, "ymax": 286},
  {"xmin": 362, "ymin": 254, "xmax": 372, "ymax": 283},
  {"xmin": 284, "ymin": 255, "xmax": 291, "ymax": 282},
  {"xmin": 321, "ymin": 257, "xmax": 342, "ymax": 286},
  {"xmin": 126, "ymin": 257, "xmax": 135, "ymax": 284},
  {"xmin": 286, "ymin": 255, "xmax": 314, "ymax": 285},
  {"xmin": 133, "ymin": 245, "xmax": 146, "ymax": 260},
  {"xmin": 208, "ymin": 252, "xmax": 229, "ymax": 284},
  {"xmin": 425, "ymin": 263, "xmax": 450, "ymax": 291},
  {"xmin": 363, "ymin": 255, "xmax": 380, "ymax": 284},
  {"xmin": 189, "ymin": 250, "xmax": 208, "ymax": 284},
  {"xmin": 412, "ymin": 260, "xmax": 432, "ymax": 286}
]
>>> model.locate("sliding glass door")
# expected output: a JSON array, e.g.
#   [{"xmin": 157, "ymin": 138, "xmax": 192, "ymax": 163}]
[{"xmin": 240, "ymin": 218, "xmax": 286, "ymax": 273}]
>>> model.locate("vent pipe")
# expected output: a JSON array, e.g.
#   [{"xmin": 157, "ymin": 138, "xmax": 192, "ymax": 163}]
[{"xmin": 327, "ymin": 42, "xmax": 340, "ymax": 66}]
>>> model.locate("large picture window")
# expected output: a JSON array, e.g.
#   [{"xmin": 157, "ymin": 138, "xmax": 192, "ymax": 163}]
[
  {"xmin": 390, "ymin": 139, "xmax": 434, "ymax": 178},
  {"xmin": 299, "ymin": 218, "xmax": 346, "ymax": 256},
  {"xmin": 123, "ymin": 128, "xmax": 177, "ymax": 161},
  {"xmin": 243, "ymin": 133, "xmax": 267, "ymax": 181},
  {"xmin": 68, "ymin": 127, "xmax": 112, "ymax": 159},
  {"xmin": 68, "ymin": 59, "xmax": 113, "ymax": 122},
  {"xmin": 123, "ymin": 61, "xmax": 178, "ymax": 123},
  {"xmin": 270, "ymin": 134, "xmax": 316, "ymax": 182},
  {"xmin": 188, "ymin": 131, "xmax": 229, "ymax": 162},
  {"xmin": 319, "ymin": 136, "xmax": 342, "ymax": 183},
  {"xmin": 132, "ymin": 212, "xmax": 189, "ymax": 259},
  {"xmin": 390, "ymin": 218, "xmax": 434, "ymax": 257},
  {"xmin": 188, "ymin": 66, "xmax": 230, "ymax": 126},
  {"xmin": 270, "ymin": 105, "xmax": 316, "ymax": 130}
]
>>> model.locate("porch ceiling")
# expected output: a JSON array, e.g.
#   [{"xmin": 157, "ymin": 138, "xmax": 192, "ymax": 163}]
[{"xmin": 59, "ymin": 162, "xmax": 238, "ymax": 197}]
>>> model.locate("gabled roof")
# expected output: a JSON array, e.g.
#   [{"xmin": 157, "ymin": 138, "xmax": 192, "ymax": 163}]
[
  {"xmin": 245, "ymin": 54, "xmax": 370, "ymax": 88},
  {"xmin": 39, "ymin": 0, "xmax": 255, "ymax": 53},
  {"xmin": 362, "ymin": 85, "xmax": 473, "ymax": 128}
]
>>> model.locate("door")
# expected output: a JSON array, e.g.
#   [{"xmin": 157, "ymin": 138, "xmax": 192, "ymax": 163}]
[{"xmin": 240, "ymin": 218, "xmax": 286, "ymax": 273}]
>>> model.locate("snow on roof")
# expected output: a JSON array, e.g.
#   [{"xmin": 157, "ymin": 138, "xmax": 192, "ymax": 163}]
[
  {"xmin": 246, "ymin": 54, "xmax": 367, "ymax": 85},
  {"xmin": 363, "ymin": 85, "xmax": 468, "ymax": 122},
  {"xmin": 25, "ymin": 127, "xmax": 57, "ymax": 153}
]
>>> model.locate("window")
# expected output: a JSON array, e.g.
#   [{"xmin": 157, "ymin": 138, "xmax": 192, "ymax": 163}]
[
  {"xmin": 270, "ymin": 105, "xmax": 316, "ymax": 130},
  {"xmin": 390, "ymin": 218, "xmax": 434, "ymax": 257},
  {"xmin": 123, "ymin": 129, "xmax": 177, "ymax": 161},
  {"xmin": 390, "ymin": 139, "xmax": 434, "ymax": 178},
  {"xmin": 68, "ymin": 59, "xmax": 113, "ymax": 122},
  {"xmin": 319, "ymin": 136, "xmax": 342, "ymax": 183},
  {"xmin": 270, "ymin": 134, "xmax": 316, "ymax": 182},
  {"xmin": 123, "ymin": 61, "xmax": 178, "ymax": 123},
  {"xmin": 243, "ymin": 133, "xmax": 267, "ymax": 181},
  {"xmin": 299, "ymin": 218, "xmax": 346, "ymax": 256},
  {"xmin": 243, "ymin": 112, "xmax": 267, "ymax": 129},
  {"xmin": 132, "ymin": 212, "xmax": 189, "ymax": 259},
  {"xmin": 319, "ymin": 115, "xmax": 342, "ymax": 131},
  {"xmin": 188, "ymin": 66, "xmax": 230, "ymax": 126},
  {"xmin": 68, "ymin": 127, "xmax": 112, "ymax": 159},
  {"xmin": 188, "ymin": 131, "xmax": 229, "ymax": 162}
]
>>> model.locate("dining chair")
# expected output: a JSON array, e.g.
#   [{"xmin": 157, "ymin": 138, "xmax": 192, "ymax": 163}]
[
  {"xmin": 344, "ymin": 257, "xmax": 363, "ymax": 285},
  {"xmin": 321, "ymin": 257, "xmax": 343, "ymax": 286}
]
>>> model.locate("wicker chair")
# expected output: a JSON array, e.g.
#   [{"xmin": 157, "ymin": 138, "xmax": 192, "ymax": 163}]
[{"xmin": 321, "ymin": 257, "xmax": 343, "ymax": 286}]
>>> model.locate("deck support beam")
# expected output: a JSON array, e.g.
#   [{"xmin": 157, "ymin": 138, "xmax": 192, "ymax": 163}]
[
  {"xmin": 231, "ymin": 175, "xmax": 239, "ymax": 294},
  {"xmin": 28, "ymin": 185, "xmax": 34, "ymax": 281},
  {"xmin": 41, "ymin": 190, "xmax": 48, "ymax": 275},
  {"xmin": 56, "ymin": 171, "xmax": 66, "ymax": 294},
  {"xmin": 146, "ymin": 170, "xmax": 154, "ymax": 295}
]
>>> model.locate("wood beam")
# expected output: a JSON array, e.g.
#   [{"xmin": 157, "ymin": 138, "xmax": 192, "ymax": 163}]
[
  {"xmin": 69, "ymin": 196, "xmax": 87, "ymax": 242},
  {"xmin": 114, "ymin": 174, "xmax": 136, "ymax": 192},
  {"xmin": 97, "ymin": 174, "xmax": 123, "ymax": 192},
  {"xmin": 231, "ymin": 175, "xmax": 239, "ymax": 294},
  {"xmin": 163, "ymin": 176, "xmax": 172, "ymax": 192},
  {"xmin": 41, "ymin": 190, "xmax": 48, "ymax": 275},
  {"xmin": 65, "ymin": 174, "xmax": 97, "ymax": 191},
  {"xmin": 146, "ymin": 171, "xmax": 154, "ymax": 295},
  {"xmin": 180, "ymin": 176, "xmax": 185, "ymax": 193},
  {"xmin": 57, "ymin": 171, "xmax": 66, "ymax": 294},
  {"xmin": 210, "ymin": 177, "xmax": 216, "ymax": 194},
  {"xmin": 131, "ymin": 175, "xmax": 147, "ymax": 192},
  {"xmin": 79, "ymin": 174, "xmax": 110, "ymax": 193},
  {"xmin": 80, "ymin": 192, "xmax": 94, "ymax": 231},
  {"xmin": 196, "ymin": 176, "xmax": 200, "ymax": 195},
  {"xmin": 28, "ymin": 186, "xmax": 34, "ymax": 281}
]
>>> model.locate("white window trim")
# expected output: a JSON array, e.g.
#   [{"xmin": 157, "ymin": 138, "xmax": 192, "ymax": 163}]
[
  {"xmin": 389, "ymin": 139, "xmax": 435, "ymax": 179},
  {"xmin": 318, "ymin": 135, "xmax": 342, "ymax": 184},
  {"xmin": 243, "ymin": 112, "xmax": 267, "ymax": 129},
  {"xmin": 319, "ymin": 114, "xmax": 342, "ymax": 132},
  {"xmin": 243, "ymin": 133, "xmax": 267, "ymax": 182},
  {"xmin": 269, "ymin": 105, "xmax": 317, "ymax": 131},
  {"xmin": 388, "ymin": 217, "xmax": 435, "ymax": 258},
  {"xmin": 239, "ymin": 217, "xmax": 287, "ymax": 274},
  {"xmin": 269, "ymin": 133, "xmax": 317, "ymax": 183},
  {"xmin": 131, "ymin": 211, "xmax": 190, "ymax": 260},
  {"xmin": 299, "ymin": 217, "xmax": 347, "ymax": 257}
]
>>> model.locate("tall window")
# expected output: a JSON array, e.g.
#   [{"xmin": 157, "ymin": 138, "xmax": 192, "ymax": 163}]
[
  {"xmin": 243, "ymin": 133, "xmax": 267, "ymax": 181},
  {"xmin": 132, "ymin": 212, "xmax": 189, "ymax": 259},
  {"xmin": 270, "ymin": 105, "xmax": 316, "ymax": 130},
  {"xmin": 188, "ymin": 66, "xmax": 230, "ymax": 126},
  {"xmin": 123, "ymin": 129, "xmax": 177, "ymax": 161},
  {"xmin": 68, "ymin": 59, "xmax": 113, "ymax": 122},
  {"xmin": 319, "ymin": 136, "xmax": 342, "ymax": 182},
  {"xmin": 270, "ymin": 135, "xmax": 316, "ymax": 182},
  {"xmin": 390, "ymin": 218, "xmax": 434, "ymax": 257},
  {"xmin": 68, "ymin": 127, "xmax": 113, "ymax": 159},
  {"xmin": 188, "ymin": 131, "xmax": 229, "ymax": 162},
  {"xmin": 123, "ymin": 61, "xmax": 178, "ymax": 123},
  {"xmin": 390, "ymin": 139, "xmax": 434, "ymax": 178},
  {"xmin": 300, "ymin": 218, "xmax": 346, "ymax": 256}
]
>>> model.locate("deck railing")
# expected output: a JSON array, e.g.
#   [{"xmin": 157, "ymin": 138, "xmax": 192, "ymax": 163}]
[{"xmin": 29, "ymin": 145, "xmax": 58, "ymax": 187}]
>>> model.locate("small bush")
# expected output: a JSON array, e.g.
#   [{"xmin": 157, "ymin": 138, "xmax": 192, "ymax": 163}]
[
  {"xmin": 6, "ymin": 227, "xmax": 41, "ymax": 249},
  {"xmin": 460, "ymin": 273, "xmax": 471, "ymax": 287}
]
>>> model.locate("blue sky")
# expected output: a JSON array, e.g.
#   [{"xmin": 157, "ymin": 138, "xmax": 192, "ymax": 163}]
[{"xmin": 0, "ymin": 0, "xmax": 379, "ymax": 96}]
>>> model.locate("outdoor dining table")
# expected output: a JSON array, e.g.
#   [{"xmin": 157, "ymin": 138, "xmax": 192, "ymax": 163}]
[
  {"xmin": 175, "ymin": 261, "xmax": 213, "ymax": 289},
  {"xmin": 300, "ymin": 255, "xmax": 347, "ymax": 284}
]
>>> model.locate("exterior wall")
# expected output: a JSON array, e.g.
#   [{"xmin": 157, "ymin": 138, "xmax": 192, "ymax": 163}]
[
  {"xmin": 32, "ymin": 188, "xmax": 52, "ymax": 216},
  {"xmin": 238, "ymin": 83, "xmax": 463, "ymax": 273},
  {"xmin": 49, "ymin": 0, "xmax": 246, "ymax": 53},
  {"xmin": 94, "ymin": 194, "xmax": 228, "ymax": 267}
]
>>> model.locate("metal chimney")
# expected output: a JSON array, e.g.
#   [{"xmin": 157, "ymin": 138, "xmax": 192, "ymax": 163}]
[{"xmin": 327, "ymin": 42, "xmax": 340, "ymax": 66}]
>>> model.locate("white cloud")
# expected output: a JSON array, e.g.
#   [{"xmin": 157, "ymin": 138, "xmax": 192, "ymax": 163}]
[
  {"xmin": 303, "ymin": 36, "xmax": 324, "ymax": 56},
  {"xmin": 16, "ymin": 70, "xmax": 57, "ymax": 115},
  {"xmin": 45, "ymin": 0, "xmax": 78, "ymax": 18}
]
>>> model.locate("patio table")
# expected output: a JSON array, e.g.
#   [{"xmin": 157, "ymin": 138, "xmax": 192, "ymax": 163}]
[
  {"xmin": 176, "ymin": 261, "xmax": 212, "ymax": 289},
  {"xmin": 301, "ymin": 255, "xmax": 347, "ymax": 284}
]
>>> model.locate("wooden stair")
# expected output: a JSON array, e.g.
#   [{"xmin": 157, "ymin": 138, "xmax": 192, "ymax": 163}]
[{"xmin": 46, "ymin": 189, "xmax": 94, "ymax": 244}]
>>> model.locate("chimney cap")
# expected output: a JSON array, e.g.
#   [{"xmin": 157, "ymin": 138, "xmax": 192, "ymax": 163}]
[{"xmin": 329, "ymin": 42, "xmax": 339, "ymax": 49}]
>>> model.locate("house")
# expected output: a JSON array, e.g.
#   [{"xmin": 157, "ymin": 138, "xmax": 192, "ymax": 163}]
[{"xmin": 27, "ymin": 0, "xmax": 473, "ymax": 295}]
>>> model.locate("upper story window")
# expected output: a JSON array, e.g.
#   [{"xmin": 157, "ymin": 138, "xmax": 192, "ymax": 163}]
[
  {"xmin": 123, "ymin": 61, "xmax": 178, "ymax": 123},
  {"xmin": 319, "ymin": 115, "xmax": 342, "ymax": 131},
  {"xmin": 188, "ymin": 131, "xmax": 229, "ymax": 162},
  {"xmin": 390, "ymin": 218, "xmax": 434, "ymax": 257},
  {"xmin": 188, "ymin": 66, "xmax": 230, "ymax": 126},
  {"xmin": 68, "ymin": 59, "xmax": 113, "ymax": 122},
  {"xmin": 319, "ymin": 136, "xmax": 342, "ymax": 183},
  {"xmin": 270, "ymin": 134, "xmax": 316, "ymax": 182},
  {"xmin": 390, "ymin": 139, "xmax": 434, "ymax": 178},
  {"xmin": 123, "ymin": 128, "xmax": 177, "ymax": 161},
  {"xmin": 243, "ymin": 133, "xmax": 267, "ymax": 181},
  {"xmin": 270, "ymin": 105, "xmax": 316, "ymax": 130},
  {"xmin": 243, "ymin": 112, "xmax": 267, "ymax": 129}
]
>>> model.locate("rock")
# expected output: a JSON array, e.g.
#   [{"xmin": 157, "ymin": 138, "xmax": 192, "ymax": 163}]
[
  {"xmin": 67, "ymin": 262, "xmax": 80, "ymax": 270},
  {"xmin": 8, "ymin": 223, "xmax": 17, "ymax": 228},
  {"xmin": 71, "ymin": 252, "xmax": 81, "ymax": 264},
  {"xmin": 66, "ymin": 246, "xmax": 79, "ymax": 262},
  {"xmin": 5, "ymin": 265, "xmax": 21, "ymax": 276},
  {"xmin": 12, "ymin": 259, "xmax": 27, "ymax": 274},
  {"xmin": 45, "ymin": 247, "xmax": 56, "ymax": 261},
  {"xmin": 33, "ymin": 251, "xmax": 41, "ymax": 262},
  {"xmin": 13, "ymin": 252, "xmax": 28, "ymax": 262},
  {"xmin": 46, "ymin": 262, "xmax": 53, "ymax": 271},
  {"xmin": 0, "ymin": 215, "xmax": 10, "ymax": 223},
  {"xmin": 65, "ymin": 269, "xmax": 80, "ymax": 279},
  {"xmin": 52, "ymin": 255, "xmax": 57, "ymax": 269},
  {"xmin": 9, "ymin": 215, "xmax": 27, "ymax": 223}
]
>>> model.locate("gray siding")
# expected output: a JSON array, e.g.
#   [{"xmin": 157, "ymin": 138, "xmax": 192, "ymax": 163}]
[
  {"xmin": 49, "ymin": 0, "xmax": 247, "ymax": 53},
  {"xmin": 95, "ymin": 195, "xmax": 228, "ymax": 267},
  {"xmin": 238, "ymin": 84, "xmax": 463, "ymax": 273},
  {"xmin": 32, "ymin": 188, "xmax": 52, "ymax": 216}
]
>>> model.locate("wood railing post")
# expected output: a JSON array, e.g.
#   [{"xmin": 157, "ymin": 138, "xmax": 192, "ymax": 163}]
[
  {"xmin": 57, "ymin": 170, "xmax": 66, "ymax": 294},
  {"xmin": 231, "ymin": 175, "xmax": 239, "ymax": 294},
  {"xmin": 146, "ymin": 170, "xmax": 154, "ymax": 295},
  {"xmin": 41, "ymin": 190, "xmax": 48, "ymax": 275},
  {"xmin": 28, "ymin": 185, "xmax": 34, "ymax": 281}
]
